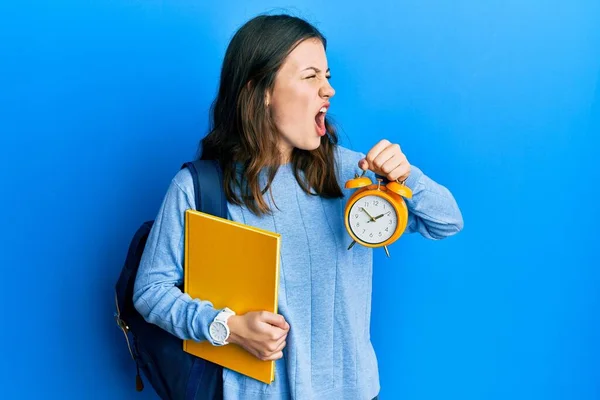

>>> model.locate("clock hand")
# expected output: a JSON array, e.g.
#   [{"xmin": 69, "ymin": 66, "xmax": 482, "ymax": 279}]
[
  {"xmin": 359, "ymin": 207, "xmax": 376, "ymax": 222},
  {"xmin": 373, "ymin": 211, "xmax": 391, "ymax": 221}
]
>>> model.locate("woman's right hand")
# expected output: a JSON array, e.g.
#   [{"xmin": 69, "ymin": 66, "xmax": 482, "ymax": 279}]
[{"xmin": 226, "ymin": 311, "xmax": 289, "ymax": 361}]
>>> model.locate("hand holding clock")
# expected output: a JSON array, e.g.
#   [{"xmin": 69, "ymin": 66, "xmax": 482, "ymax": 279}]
[
  {"xmin": 344, "ymin": 139, "xmax": 414, "ymax": 257},
  {"xmin": 358, "ymin": 139, "xmax": 411, "ymax": 183}
]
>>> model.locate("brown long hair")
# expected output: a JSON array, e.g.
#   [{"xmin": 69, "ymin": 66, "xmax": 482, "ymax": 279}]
[{"xmin": 199, "ymin": 14, "xmax": 343, "ymax": 216}]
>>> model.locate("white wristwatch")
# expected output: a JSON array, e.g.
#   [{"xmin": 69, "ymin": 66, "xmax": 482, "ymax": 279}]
[{"xmin": 209, "ymin": 307, "xmax": 236, "ymax": 346}]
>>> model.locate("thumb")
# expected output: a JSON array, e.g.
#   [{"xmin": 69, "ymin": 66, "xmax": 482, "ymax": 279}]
[
  {"xmin": 261, "ymin": 312, "xmax": 288, "ymax": 330},
  {"xmin": 358, "ymin": 158, "xmax": 369, "ymax": 171}
]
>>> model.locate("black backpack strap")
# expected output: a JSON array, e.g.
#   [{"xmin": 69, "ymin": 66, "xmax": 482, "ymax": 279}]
[{"xmin": 181, "ymin": 159, "xmax": 227, "ymax": 219}]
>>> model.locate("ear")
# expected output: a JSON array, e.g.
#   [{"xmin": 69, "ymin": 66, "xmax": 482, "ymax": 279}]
[{"xmin": 265, "ymin": 90, "xmax": 271, "ymax": 107}]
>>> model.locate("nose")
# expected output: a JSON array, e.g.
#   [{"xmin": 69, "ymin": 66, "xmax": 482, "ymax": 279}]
[{"xmin": 319, "ymin": 79, "xmax": 335, "ymax": 99}]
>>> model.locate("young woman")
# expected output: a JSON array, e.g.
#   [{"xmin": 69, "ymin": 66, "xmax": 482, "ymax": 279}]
[{"xmin": 133, "ymin": 14, "xmax": 463, "ymax": 400}]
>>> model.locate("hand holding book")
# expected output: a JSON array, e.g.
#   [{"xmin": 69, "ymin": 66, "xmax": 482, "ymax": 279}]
[{"xmin": 228, "ymin": 311, "xmax": 290, "ymax": 361}]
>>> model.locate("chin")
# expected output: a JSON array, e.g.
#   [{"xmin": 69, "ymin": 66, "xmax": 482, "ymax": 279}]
[
  {"xmin": 301, "ymin": 138, "xmax": 322, "ymax": 152},
  {"xmin": 288, "ymin": 132, "xmax": 323, "ymax": 153}
]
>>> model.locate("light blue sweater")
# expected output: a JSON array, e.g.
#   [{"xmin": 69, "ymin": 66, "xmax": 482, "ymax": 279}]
[{"xmin": 133, "ymin": 146, "xmax": 463, "ymax": 400}]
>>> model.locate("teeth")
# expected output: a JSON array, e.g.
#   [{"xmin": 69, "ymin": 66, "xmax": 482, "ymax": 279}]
[{"xmin": 319, "ymin": 107, "xmax": 327, "ymax": 113}]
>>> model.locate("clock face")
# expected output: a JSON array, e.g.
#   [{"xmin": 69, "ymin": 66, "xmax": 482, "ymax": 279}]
[
  {"xmin": 348, "ymin": 195, "xmax": 398, "ymax": 245},
  {"xmin": 209, "ymin": 321, "xmax": 227, "ymax": 342}
]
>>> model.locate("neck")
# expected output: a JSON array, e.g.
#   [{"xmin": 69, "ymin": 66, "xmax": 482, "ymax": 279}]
[{"xmin": 278, "ymin": 146, "xmax": 293, "ymax": 165}]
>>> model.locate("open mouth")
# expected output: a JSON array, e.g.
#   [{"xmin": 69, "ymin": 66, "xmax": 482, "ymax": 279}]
[{"xmin": 315, "ymin": 106, "xmax": 327, "ymax": 136}]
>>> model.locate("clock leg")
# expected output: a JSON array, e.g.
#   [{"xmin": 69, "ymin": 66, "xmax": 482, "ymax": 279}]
[
  {"xmin": 384, "ymin": 246, "xmax": 390, "ymax": 258},
  {"xmin": 347, "ymin": 240, "xmax": 357, "ymax": 250}
]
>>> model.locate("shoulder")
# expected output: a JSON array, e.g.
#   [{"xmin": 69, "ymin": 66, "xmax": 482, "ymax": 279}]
[
  {"xmin": 169, "ymin": 167, "xmax": 196, "ymax": 208},
  {"xmin": 334, "ymin": 145, "xmax": 373, "ymax": 182}
]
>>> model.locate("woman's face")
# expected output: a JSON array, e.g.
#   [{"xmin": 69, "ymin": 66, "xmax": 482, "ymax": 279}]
[{"xmin": 268, "ymin": 39, "xmax": 335, "ymax": 163}]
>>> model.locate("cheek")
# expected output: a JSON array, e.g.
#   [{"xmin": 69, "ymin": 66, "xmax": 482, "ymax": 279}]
[{"xmin": 272, "ymin": 87, "xmax": 312, "ymax": 127}]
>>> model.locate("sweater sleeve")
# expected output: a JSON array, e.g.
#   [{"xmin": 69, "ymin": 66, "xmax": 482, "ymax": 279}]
[
  {"xmin": 402, "ymin": 165, "xmax": 464, "ymax": 239},
  {"xmin": 132, "ymin": 169, "xmax": 221, "ymax": 344}
]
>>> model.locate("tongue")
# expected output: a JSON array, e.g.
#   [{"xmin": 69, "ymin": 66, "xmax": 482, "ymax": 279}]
[{"xmin": 315, "ymin": 112, "xmax": 326, "ymax": 135}]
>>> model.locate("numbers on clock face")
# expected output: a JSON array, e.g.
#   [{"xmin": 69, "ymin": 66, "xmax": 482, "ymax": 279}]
[{"xmin": 348, "ymin": 195, "xmax": 398, "ymax": 244}]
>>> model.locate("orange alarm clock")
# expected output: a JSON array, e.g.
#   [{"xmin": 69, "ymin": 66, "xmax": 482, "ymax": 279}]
[{"xmin": 344, "ymin": 170, "xmax": 413, "ymax": 257}]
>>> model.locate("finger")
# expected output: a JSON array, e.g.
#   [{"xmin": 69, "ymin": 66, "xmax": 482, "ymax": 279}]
[
  {"xmin": 274, "ymin": 333, "xmax": 287, "ymax": 349},
  {"xmin": 262, "ymin": 351, "xmax": 284, "ymax": 361},
  {"xmin": 398, "ymin": 170, "xmax": 411, "ymax": 182},
  {"xmin": 388, "ymin": 163, "xmax": 411, "ymax": 182},
  {"xmin": 378, "ymin": 152, "xmax": 402, "ymax": 176},
  {"xmin": 262, "ymin": 334, "xmax": 286, "ymax": 356},
  {"xmin": 372, "ymin": 144, "xmax": 401, "ymax": 172},
  {"xmin": 274, "ymin": 340, "xmax": 287, "ymax": 353},
  {"xmin": 362, "ymin": 139, "xmax": 391, "ymax": 170},
  {"xmin": 358, "ymin": 158, "xmax": 369, "ymax": 171},
  {"xmin": 268, "ymin": 326, "xmax": 288, "ymax": 342},
  {"xmin": 260, "ymin": 311, "xmax": 287, "ymax": 329}
]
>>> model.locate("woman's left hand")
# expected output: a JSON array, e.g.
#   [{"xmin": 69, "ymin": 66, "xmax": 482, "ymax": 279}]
[{"xmin": 359, "ymin": 139, "xmax": 411, "ymax": 182}]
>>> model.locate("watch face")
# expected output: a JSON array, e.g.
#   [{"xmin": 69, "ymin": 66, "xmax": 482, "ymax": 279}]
[
  {"xmin": 348, "ymin": 195, "xmax": 398, "ymax": 244},
  {"xmin": 209, "ymin": 321, "xmax": 228, "ymax": 342}
]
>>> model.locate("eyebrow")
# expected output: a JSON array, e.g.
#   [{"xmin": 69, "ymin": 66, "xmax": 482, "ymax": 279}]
[{"xmin": 302, "ymin": 67, "xmax": 331, "ymax": 74}]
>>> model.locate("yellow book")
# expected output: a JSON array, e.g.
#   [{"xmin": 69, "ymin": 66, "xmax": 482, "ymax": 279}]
[{"xmin": 183, "ymin": 209, "xmax": 281, "ymax": 384}]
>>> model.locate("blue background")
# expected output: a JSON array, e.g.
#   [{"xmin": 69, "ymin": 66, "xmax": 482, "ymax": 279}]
[{"xmin": 1, "ymin": 1, "xmax": 599, "ymax": 399}]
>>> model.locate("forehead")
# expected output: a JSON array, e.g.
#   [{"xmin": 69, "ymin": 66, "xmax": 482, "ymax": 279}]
[{"xmin": 281, "ymin": 39, "xmax": 327, "ymax": 72}]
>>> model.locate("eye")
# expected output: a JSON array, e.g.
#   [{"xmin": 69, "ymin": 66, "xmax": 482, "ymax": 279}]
[
  {"xmin": 326, "ymin": 75, "xmax": 331, "ymax": 80},
  {"xmin": 305, "ymin": 75, "xmax": 317, "ymax": 80}
]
